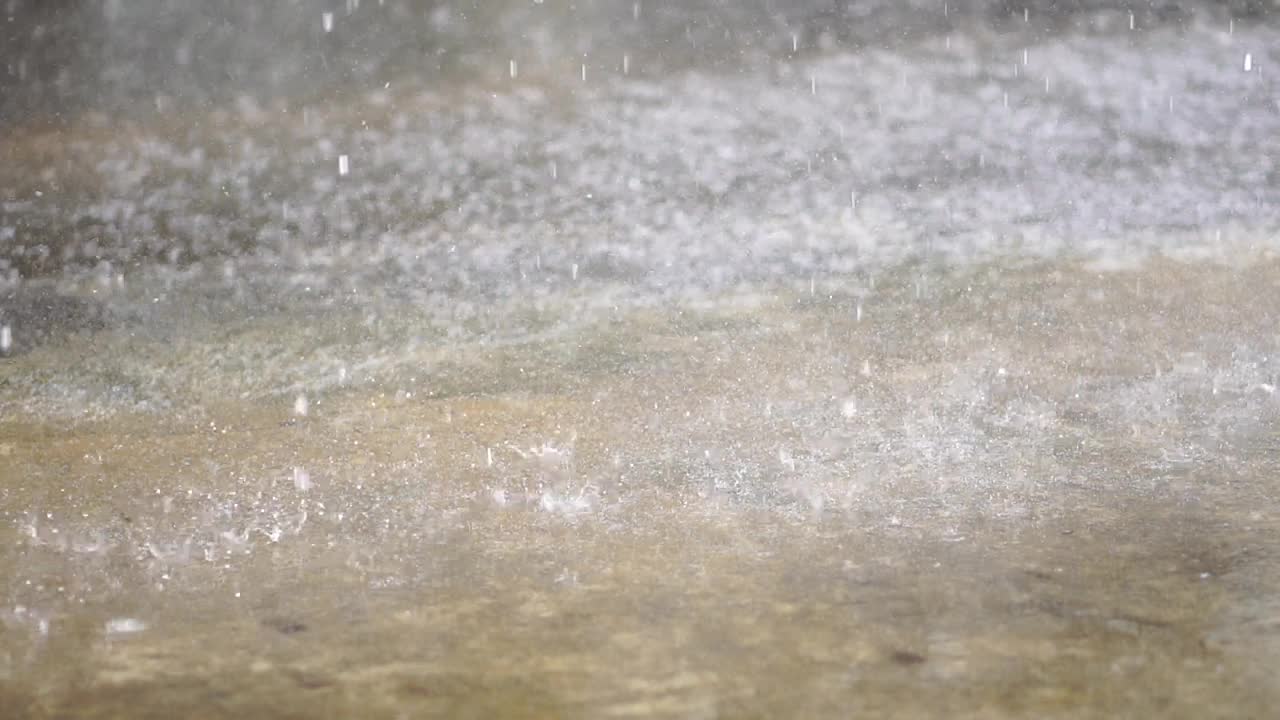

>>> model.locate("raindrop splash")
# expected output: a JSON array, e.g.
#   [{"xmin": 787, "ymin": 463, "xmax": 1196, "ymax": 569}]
[{"xmin": 105, "ymin": 618, "xmax": 148, "ymax": 636}]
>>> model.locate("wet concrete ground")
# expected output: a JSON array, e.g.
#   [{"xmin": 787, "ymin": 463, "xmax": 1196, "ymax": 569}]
[{"xmin": 3, "ymin": 260, "xmax": 1279, "ymax": 718}]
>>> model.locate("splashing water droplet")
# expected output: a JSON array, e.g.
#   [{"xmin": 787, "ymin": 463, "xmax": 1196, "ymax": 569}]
[
  {"xmin": 105, "ymin": 618, "xmax": 148, "ymax": 635},
  {"xmin": 841, "ymin": 399, "xmax": 857, "ymax": 418}
]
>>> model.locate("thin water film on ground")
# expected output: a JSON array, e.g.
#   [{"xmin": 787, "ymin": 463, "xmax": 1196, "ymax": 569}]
[{"xmin": 2, "ymin": 1, "xmax": 1279, "ymax": 718}]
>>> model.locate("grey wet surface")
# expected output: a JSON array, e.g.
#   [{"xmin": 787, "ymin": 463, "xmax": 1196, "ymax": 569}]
[{"xmin": 2, "ymin": 2, "xmax": 1280, "ymax": 718}]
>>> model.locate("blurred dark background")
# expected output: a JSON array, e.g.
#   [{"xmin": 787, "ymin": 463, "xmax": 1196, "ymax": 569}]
[{"xmin": 3, "ymin": 0, "xmax": 1276, "ymax": 127}]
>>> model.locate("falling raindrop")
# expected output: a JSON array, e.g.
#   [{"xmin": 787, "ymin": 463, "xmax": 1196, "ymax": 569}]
[
  {"xmin": 322, "ymin": 12, "xmax": 333, "ymax": 32},
  {"xmin": 293, "ymin": 467, "xmax": 312, "ymax": 492},
  {"xmin": 294, "ymin": 394, "xmax": 309, "ymax": 417},
  {"xmin": 1244, "ymin": 53, "xmax": 1253, "ymax": 72},
  {"xmin": 338, "ymin": 154, "xmax": 349, "ymax": 176},
  {"xmin": 0, "ymin": 325, "xmax": 10, "ymax": 354},
  {"xmin": 509, "ymin": 59, "xmax": 518, "ymax": 79},
  {"xmin": 1129, "ymin": 11, "xmax": 1135, "ymax": 30}
]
